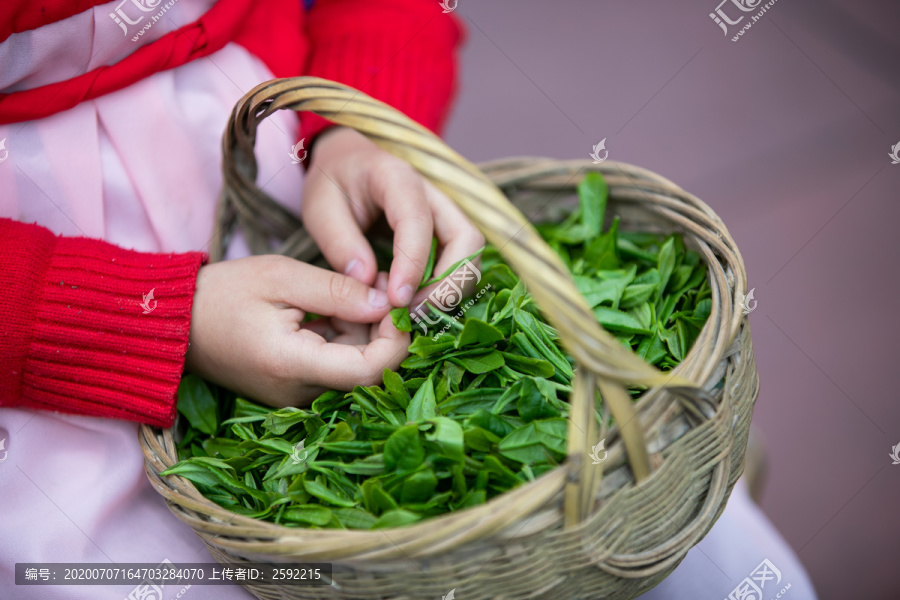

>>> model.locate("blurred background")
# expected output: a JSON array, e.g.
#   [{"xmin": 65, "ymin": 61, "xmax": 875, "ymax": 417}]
[{"xmin": 441, "ymin": 1, "xmax": 900, "ymax": 599}]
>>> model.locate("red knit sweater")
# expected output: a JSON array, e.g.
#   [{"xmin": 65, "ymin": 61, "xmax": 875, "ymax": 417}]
[{"xmin": 0, "ymin": 0, "xmax": 462, "ymax": 427}]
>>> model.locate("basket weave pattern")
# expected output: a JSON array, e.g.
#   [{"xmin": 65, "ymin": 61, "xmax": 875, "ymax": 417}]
[{"xmin": 139, "ymin": 78, "xmax": 758, "ymax": 600}]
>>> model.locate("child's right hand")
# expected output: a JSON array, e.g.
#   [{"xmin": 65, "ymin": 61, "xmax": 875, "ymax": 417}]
[{"xmin": 184, "ymin": 255, "xmax": 408, "ymax": 408}]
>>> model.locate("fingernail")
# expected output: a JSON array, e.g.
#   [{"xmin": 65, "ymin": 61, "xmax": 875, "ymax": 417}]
[
  {"xmin": 397, "ymin": 285, "xmax": 413, "ymax": 306},
  {"xmin": 368, "ymin": 288, "xmax": 389, "ymax": 309},
  {"xmin": 345, "ymin": 259, "xmax": 363, "ymax": 280},
  {"xmin": 375, "ymin": 271, "xmax": 389, "ymax": 291}
]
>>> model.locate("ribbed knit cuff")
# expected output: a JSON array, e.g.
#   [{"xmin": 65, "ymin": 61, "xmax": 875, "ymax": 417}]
[
  {"xmin": 3, "ymin": 224, "xmax": 205, "ymax": 427},
  {"xmin": 299, "ymin": 0, "xmax": 463, "ymax": 144}
]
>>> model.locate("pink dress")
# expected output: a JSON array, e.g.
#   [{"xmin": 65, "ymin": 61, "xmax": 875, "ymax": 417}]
[{"xmin": 0, "ymin": 2, "xmax": 816, "ymax": 599}]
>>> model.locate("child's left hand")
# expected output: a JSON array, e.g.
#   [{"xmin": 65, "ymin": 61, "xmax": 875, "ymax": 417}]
[{"xmin": 300, "ymin": 126, "xmax": 485, "ymax": 308}]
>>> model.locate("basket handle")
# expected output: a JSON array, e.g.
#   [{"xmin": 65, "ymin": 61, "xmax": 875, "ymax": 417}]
[{"xmin": 215, "ymin": 77, "xmax": 696, "ymax": 519}]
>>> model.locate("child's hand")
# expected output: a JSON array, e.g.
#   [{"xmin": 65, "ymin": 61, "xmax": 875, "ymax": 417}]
[
  {"xmin": 184, "ymin": 255, "xmax": 408, "ymax": 407},
  {"xmin": 301, "ymin": 127, "xmax": 485, "ymax": 307}
]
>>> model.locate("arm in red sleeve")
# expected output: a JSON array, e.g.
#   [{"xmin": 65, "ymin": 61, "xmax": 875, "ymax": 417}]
[
  {"xmin": 0, "ymin": 218, "xmax": 205, "ymax": 427},
  {"xmin": 300, "ymin": 0, "xmax": 464, "ymax": 143}
]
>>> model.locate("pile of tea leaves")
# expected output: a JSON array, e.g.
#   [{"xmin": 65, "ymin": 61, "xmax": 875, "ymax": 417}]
[{"xmin": 163, "ymin": 173, "xmax": 711, "ymax": 529}]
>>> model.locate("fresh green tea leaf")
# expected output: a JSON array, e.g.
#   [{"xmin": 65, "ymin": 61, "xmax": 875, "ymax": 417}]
[
  {"xmin": 420, "ymin": 237, "xmax": 439, "ymax": 287},
  {"xmin": 515, "ymin": 378, "xmax": 561, "ymax": 422},
  {"xmin": 332, "ymin": 508, "xmax": 378, "ymax": 530},
  {"xmin": 263, "ymin": 408, "xmax": 312, "ymax": 436},
  {"xmin": 176, "ymin": 374, "xmax": 218, "ymax": 435},
  {"xmin": 362, "ymin": 479, "xmax": 399, "ymax": 515},
  {"xmin": 311, "ymin": 389, "xmax": 349, "ymax": 414},
  {"xmin": 282, "ymin": 505, "xmax": 333, "ymax": 526},
  {"xmin": 383, "ymin": 426, "xmax": 425, "ymax": 474},
  {"xmin": 390, "ymin": 307, "xmax": 413, "ymax": 333},
  {"xmin": 439, "ymin": 388, "xmax": 506, "ymax": 414},
  {"xmin": 499, "ymin": 352, "xmax": 555, "ymax": 378},
  {"xmin": 498, "ymin": 424, "xmax": 547, "ymax": 464},
  {"xmin": 408, "ymin": 334, "xmax": 456, "ymax": 358},
  {"xmin": 457, "ymin": 318, "xmax": 504, "ymax": 348},
  {"xmin": 657, "ymin": 237, "xmax": 676, "ymax": 298},
  {"xmin": 577, "ymin": 172, "xmax": 609, "ymax": 240},
  {"xmin": 620, "ymin": 283, "xmax": 657, "ymax": 310},
  {"xmin": 383, "ymin": 369, "xmax": 411, "ymax": 409},
  {"xmin": 425, "ymin": 417, "xmax": 465, "ymax": 461},
  {"xmin": 418, "ymin": 247, "xmax": 485, "ymax": 289},
  {"xmin": 468, "ymin": 410, "xmax": 516, "ymax": 439},
  {"xmin": 593, "ymin": 306, "xmax": 652, "ymax": 335},
  {"xmin": 574, "ymin": 268, "xmax": 634, "ymax": 309},
  {"xmin": 400, "ymin": 469, "xmax": 438, "ymax": 504},
  {"xmin": 451, "ymin": 351, "xmax": 505, "ymax": 374},
  {"xmin": 584, "ymin": 217, "xmax": 620, "ymax": 271},
  {"xmin": 406, "ymin": 377, "xmax": 437, "ymax": 423},
  {"xmin": 372, "ymin": 509, "xmax": 422, "ymax": 529},
  {"xmin": 303, "ymin": 478, "xmax": 357, "ymax": 508}
]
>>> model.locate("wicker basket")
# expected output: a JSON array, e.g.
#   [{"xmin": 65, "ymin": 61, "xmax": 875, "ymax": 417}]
[{"xmin": 139, "ymin": 77, "xmax": 759, "ymax": 600}]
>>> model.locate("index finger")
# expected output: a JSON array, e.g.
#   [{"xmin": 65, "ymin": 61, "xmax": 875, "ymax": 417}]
[
  {"xmin": 271, "ymin": 259, "xmax": 391, "ymax": 323},
  {"xmin": 369, "ymin": 163, "xmax": 434, "ymax": 307}
]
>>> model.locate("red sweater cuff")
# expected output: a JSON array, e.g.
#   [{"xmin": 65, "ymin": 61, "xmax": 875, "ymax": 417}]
[
  {"xmin": 0, "ymin": 219, "xmax": 205, "ymax": 427},
  {"xmin": 299, "ymin": 0, "xmax": 463, "ymax": 144}
]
